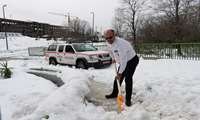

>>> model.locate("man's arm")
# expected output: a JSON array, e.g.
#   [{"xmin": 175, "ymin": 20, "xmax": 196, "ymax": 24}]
[
  {"xmin": 118, "ymin": 47, "xmax": 128, "ymax": 74},
  {"xmin": 108, "ymin": 50, "xmax": 116, "ymax": 63}
]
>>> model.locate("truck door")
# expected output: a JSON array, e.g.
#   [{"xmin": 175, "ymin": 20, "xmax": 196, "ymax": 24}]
[
  {"xmin": 63, "ymin": 45, "xmax": 76, "ymax": 65},
  {"xmin": 57, "ymin": 45, "xmax": 65, "ymax": 63}
]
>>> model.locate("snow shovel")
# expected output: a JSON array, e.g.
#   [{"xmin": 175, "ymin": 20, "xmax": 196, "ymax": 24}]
[{"xmin": 114, "ymin": 63, "xmax": 124, "ymax": 113}]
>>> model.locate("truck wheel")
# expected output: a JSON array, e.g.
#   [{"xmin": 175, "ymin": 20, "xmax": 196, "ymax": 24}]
[
  {"xmin": 49, "ymin": 58, "xmax": 57, "ymax": 65},
  {"xmin": 76, "ymin": 60, "xmax": 88, "ymax": 69}
]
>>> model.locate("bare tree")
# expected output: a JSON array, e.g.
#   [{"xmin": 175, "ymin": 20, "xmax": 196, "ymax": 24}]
[
  {"xmin": 112, "ymin": 8, "xmax": 125, "ymax": 37},
  {"xmin": 138, "ymin": 0, "xmax": 200, "ymax": 43},
  {"xmin": 113, "ymin": 0, "xmax": 146, "ymax": 43},
  {"xmin": 69, "ymin": 19, "xmax": 91, "ymax": 35},
  {"xmin": 79, "ymin": 20, "xmax": 91, "ymax": 35},
  {"xmin": 154, "ymin": 0, "xmax": 198, "ymax": 41},
  {"xmin": 62, "ymin": 18, "xmax": 92, "ymax": 40}
]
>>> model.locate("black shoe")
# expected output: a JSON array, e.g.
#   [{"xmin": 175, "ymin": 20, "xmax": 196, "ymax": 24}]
[
  {"xmin": 105, "ymin": 94, "xmax": 117, "ymax": 99},
  {"xmin": 125, "ymin": 100, "xmax": 132, "ymax": 107}
]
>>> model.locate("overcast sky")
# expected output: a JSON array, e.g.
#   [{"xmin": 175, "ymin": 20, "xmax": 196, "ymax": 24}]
[{"xmin": 1, "ymin": 0, "xmax": 120, "ymax": 32}]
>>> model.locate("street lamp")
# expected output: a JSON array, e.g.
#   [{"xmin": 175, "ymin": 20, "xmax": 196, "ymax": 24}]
[
  {"xmin": 90, "ymin": 12, "xmax": 95, "ymax": 36},
  {"xmin": 2, "ymin": 4, "xmax": 8, "ymax": 50}
]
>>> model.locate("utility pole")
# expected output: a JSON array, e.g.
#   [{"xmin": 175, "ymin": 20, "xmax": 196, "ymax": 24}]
[
  {"xmin": 2, "ymin": 4, "xmax": 8, "ymax": 50},
  {"xmin": 90, "ymin": 12, "xmax": 95, "ymax": 36},
  {"xmin": 68, "ymin": 12, "xmax": 70, "ymax": 26}
]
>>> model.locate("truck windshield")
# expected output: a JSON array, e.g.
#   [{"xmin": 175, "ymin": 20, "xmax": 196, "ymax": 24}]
[{"xmin": 73, "ymin": 44, "xmax": 97, "ymax": 52}]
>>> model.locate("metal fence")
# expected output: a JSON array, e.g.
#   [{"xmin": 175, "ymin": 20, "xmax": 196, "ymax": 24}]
[
  {"xmin": 135, "ymin": 43, "xmax": 200, "ymax": 60},
  {"xmin": 94, "ymin": 43, "xmax": 200, "ymax": 60}
]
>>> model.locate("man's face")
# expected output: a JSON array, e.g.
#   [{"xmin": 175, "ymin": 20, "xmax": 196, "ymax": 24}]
[{"xmin": 105, "ymin": 30, "xmax": 115, "ymax": 44}]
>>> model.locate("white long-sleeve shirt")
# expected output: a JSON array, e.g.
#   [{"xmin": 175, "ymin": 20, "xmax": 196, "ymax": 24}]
[{"xmin": 108, "ymin": 37, "xmax": 136, "ymax": 74}]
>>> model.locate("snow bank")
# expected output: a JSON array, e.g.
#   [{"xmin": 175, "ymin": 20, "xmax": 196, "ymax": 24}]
[
  {"xmin": 77, "ymin": 60, "xmax": 200, "ymax": 120},
  {"xmin": 19, "ymin": 68, "xmax": 108, "ymax": 120},
  {"xmin": 0, "ymin": 68, "xmax": 57, "ymax": 120},
  {"xmin": 0, "ymin": 33, "xmax": 54, "ymax": 58},
  {"xmin": 12, "ymin": 59, "xmax": 200, "ymax": 120},
  {"xmin": 16, "ymin": 65, "xmax": 153, "ymax": 120},
  {"xmin": 131, "ymin": 60, "xmax": 200, "ymax": 120},
  {"xmin": 0, "ymin": 34, "xmax": 53, "ymax": 51}
]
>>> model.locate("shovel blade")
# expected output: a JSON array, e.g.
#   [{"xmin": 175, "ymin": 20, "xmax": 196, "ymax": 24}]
[{"xmin": 117, "ymin": 95, "xmax": 124, "ymax": 112}]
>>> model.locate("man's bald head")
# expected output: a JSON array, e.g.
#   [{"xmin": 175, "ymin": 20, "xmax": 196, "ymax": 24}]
[
  {"xmin": 104, "ymin": 29, "xmax": 116, "ymax": 44},
  {"xmin": 106, "ymin": 29, "xmax": 115, "ymax": 33}
]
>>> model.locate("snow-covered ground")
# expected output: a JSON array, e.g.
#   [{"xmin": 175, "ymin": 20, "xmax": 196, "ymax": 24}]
[
  {"xmin": 1, "ymin": 34, "xmax": 200, "ymax": 120},
  {"xmin": 0, "ymin": 33, "xmax": 53, "ymax": 58}
]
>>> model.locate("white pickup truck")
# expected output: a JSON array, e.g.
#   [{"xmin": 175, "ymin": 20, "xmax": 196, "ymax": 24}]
[{"xmin": 45, "ymin": 43, "xmax": 112, "ymax": 69}]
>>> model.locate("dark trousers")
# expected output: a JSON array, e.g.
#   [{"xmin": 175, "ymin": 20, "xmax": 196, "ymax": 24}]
[{"xmin": 111, "ymin": 55, "xmax": 139, "ymax": 101}]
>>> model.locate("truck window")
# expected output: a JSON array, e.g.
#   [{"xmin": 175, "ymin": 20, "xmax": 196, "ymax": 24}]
[
  {"xmin": 65, "ymin": 45, "xmax": 74, "ymax": 53},
  {"xmin": 48, "ymin": 45, "xmax": 57, "ymax": 51},
  {"xmin": 73, "ymin": 44, "xmax": 97, "ymax": 52},
  {"xmin": 58, "ymin": 45, "xmax": 64, "ymax": 53}
]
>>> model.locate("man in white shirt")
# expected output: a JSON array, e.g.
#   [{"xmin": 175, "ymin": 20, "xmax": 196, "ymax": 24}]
[{"xmin": 104, "ymin": 29, "xmax": 139, "ymax": 106}]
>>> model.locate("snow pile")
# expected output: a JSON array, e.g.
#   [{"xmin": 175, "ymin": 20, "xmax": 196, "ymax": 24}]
[
  {"xmin": 18, "ymin": 68, "xmax": 107, "ymax": 120},
  {"xmin": 0, "ymin": 33, "xmax": 53, "ymax": 58},
  {"xmin": 18, "ymin": 67, "xmax": 152, "ymax": 120},
  {"xmin": 1, "ymin": 54, "xmax": 200, "ymax": 120},
  {"xmin": 0, "ymin": 68, "xmax": 57, "ymax": 120},
  {"xmin": 132, "ymin": 60, "xmax": 200, "ymax": 120}
]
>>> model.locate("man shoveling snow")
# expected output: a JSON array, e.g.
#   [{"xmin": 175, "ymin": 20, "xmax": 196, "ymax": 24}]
[{"xmin": 104, "ymin": 29, "xmax": 139, "ymax": 107}]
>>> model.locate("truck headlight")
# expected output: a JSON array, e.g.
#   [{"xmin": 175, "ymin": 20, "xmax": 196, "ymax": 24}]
[{"xmin": 89, "ymin": 55, "xmax": 99, "ymax": 61}]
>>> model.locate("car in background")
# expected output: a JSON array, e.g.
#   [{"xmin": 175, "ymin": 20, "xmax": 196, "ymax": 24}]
[{"xmin": 45, "ymin": 43, "xmax": 112, "ymax": 69}]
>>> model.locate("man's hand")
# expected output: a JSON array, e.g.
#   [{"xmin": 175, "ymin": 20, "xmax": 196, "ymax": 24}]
[{"xmin": 115, "ymin": 73, "xmax": 122, "ymax": 80}]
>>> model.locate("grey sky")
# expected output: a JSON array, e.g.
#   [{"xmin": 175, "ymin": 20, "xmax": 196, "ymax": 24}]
[{"xmin": 1, "ymin": 0, "xmax": 120, "ymax": 32}]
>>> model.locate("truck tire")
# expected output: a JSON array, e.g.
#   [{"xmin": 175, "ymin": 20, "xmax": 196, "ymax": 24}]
[
  {"xmin": 49, "ymin": 58, "xmax": 57, "ymax": 65},
  {"xmin": 76, "ymin": 60, "xmax": 88, "ymax": 69}
]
